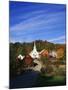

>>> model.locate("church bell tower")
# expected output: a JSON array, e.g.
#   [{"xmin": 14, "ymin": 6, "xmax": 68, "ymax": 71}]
[{"xmin": 29, "ymin": 41, "xmax": 40, "ymax": 59}]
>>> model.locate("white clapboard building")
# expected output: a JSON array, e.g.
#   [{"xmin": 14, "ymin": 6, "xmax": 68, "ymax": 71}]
[{"xmin": 29, "ymin": 42, "xmax": 40, "ymax": 59}]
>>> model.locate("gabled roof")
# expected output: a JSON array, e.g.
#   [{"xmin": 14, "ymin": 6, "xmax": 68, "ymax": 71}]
[{"xmin": 18, "ymin": 54, "xmax": 24, "ymax": 60}]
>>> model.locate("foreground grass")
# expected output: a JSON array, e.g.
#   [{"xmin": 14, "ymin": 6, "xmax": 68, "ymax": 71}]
[{"xmin": 34, "ymin": 74, "xmax": 66, "ymax": 87}]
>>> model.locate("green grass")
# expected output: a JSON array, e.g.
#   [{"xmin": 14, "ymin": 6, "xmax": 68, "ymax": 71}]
[{"xmin": 34, "ymin": 74, "xmax": 66, "ymax": 87}]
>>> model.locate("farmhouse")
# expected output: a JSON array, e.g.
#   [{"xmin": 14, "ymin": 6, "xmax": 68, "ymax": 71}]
[
  {"xmin": 48, "ymin": 50, "xmax": 57, "ymax": 58},
  {"xmin": 17, "ymin": 54, "xmax": 24, "ymax": 60}
]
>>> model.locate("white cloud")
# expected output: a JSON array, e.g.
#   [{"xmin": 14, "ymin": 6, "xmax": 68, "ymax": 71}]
[
  {"xmin": 10, "ymin": 12, "xmax": 64, "ymax": 31},
  {"xmin": 48, "ymin": 35, "xmax": 65, "ymax": 42}
]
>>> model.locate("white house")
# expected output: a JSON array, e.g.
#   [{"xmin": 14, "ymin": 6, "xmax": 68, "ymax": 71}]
[
  {"xmin": 17, "ymin": 54, "xmax": 25, "ymax": 60},
  {"xmin": 49, "ymin": 51, "xmax": 57, "ymax": 58}
]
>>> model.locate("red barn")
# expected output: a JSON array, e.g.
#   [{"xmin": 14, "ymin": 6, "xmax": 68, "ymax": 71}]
[
  {"xmin": 39, "ymin": 49, "xmax": 49, "ymax": 57},
  {"xmin": 23, "ymin": 55, "xmax": 33, "ymax": 66}
]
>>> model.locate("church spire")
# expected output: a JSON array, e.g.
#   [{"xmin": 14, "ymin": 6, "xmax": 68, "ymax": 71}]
[
  {"xmin": 29, "ymin": 41, "xmax": 40, "ymax": 59},
  {"xmin": 33, "ymin": 41, "xmax": 37, "ymax": 51}
]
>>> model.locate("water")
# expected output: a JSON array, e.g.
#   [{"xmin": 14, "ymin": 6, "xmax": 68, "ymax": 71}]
[{"xmin": 10, "ymin": 70, "xmax": 39, "ymax": 89}]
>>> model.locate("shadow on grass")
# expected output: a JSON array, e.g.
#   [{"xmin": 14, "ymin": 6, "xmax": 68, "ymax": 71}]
[{"xmin": 34, "ymin": 74, "xmax": 66, "ymax": 87}]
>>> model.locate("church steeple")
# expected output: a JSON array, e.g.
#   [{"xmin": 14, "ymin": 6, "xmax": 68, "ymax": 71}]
[
  {"xmin": 29, "ymin": 41, "xmax": 40, "ymax": 59},
  {"xmin": 33, "ymin": 41, "xmax": 37, "ymax": 52}
]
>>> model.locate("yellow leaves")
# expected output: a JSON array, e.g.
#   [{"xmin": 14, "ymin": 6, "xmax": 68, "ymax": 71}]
[{"xmin": 56, "ymin": 48, "xmax": 64, "ymax": 59}]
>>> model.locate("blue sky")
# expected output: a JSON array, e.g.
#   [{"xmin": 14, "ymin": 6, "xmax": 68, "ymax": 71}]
[{"xmin": 9, "ymin": 1, "xmax": 66, "ymax": 44}]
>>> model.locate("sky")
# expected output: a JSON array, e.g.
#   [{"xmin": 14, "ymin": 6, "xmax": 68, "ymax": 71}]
[{"xmin": 9, "ymin": 1, "xmax": 66, "ymax": 44}]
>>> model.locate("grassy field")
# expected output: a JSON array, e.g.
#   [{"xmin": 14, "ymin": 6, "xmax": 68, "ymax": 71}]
[
  {"xmin": 34, "ymin": 73, "xmax": 66, "ymax": 87},
  {"xmin": 33, "ymin": 61, "xmax": 66, "ymax": 87}
]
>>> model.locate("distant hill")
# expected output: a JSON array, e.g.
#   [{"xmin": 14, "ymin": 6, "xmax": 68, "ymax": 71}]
[{"xmin": 10, "ymin": 40, "xmax": 66, "ymax": 53}]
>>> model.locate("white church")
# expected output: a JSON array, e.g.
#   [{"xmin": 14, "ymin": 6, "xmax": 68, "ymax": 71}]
[
  {"xmin": 29, "ymin": 42, "xmax": 40, "ymax": 59},
  {"xmin": 17, "ymin": 42, "xmax": 40, "ymax": 60}
]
